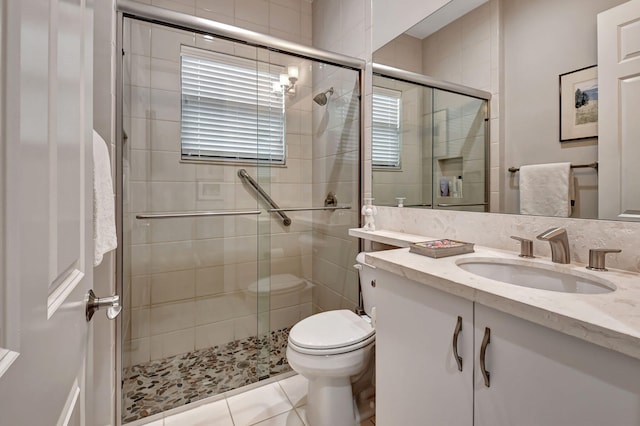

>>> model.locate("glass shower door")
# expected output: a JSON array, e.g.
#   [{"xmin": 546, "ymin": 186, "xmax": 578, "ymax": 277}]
[
  {"xmin": 432, "ymin": 89, "xmax": 489, "ymax": 212},
  {"xmin": 120, "ymin": 15, "xmax": 362, "ymax": 424},
  {"xmin": 120, "ymin": 18, "xmax": 270, "ymax": 422}
]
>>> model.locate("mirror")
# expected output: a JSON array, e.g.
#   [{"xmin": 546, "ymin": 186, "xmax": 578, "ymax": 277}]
[
  {"xmin": 372, "ymin": 0, "xmax": 631, "ymax": 220},
  {"xmin": 372, "ymin": 70, "xmax": 489, "ymax": 211}
]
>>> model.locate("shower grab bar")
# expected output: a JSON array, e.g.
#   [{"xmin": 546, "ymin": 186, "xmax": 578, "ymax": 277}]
[
  {"xmin": 237, "ymin": 169, "xmax": 292, "ymax": 226},
  {"xmin": 437, "ymin": 202, "xmax": 489, "ymax": 207},
  {"xmin": 136, "ymin": 210, "xmax": 261, "ymax": 219},
  {"xmin": 267, "ymin": 206, "xmax": 351, "ymax": 212}
]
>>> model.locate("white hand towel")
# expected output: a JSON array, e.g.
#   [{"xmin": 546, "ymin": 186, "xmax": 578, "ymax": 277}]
[
  {"xmin": 93, "ymin": 130, "xmax": 117, "ymax": 266},
  {"xmin": 519, "ymin": 162, "xmax": 574, "ymax": 217}
]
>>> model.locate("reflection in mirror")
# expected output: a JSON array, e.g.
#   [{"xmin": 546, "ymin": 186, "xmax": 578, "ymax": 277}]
[
  {"xmin": 372, "ymin": 68, "xmax": 489, "ymax": 211},
  {"xmin": 373, "ymin": 0, "xmax": 632, "ymax": 220},
  {"xmin": 372, "ymin": 78, "xmax": 433, "ymax": 208}
]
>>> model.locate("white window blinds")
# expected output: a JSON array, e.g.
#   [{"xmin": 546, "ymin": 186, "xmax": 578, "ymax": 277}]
[
  {"xmin": 372, "ymin": 87, "xmax": 401, "ymax": 169},
  {"xmin": 180, "ymin": 46, "xmax": 286, "ymax": 164}
]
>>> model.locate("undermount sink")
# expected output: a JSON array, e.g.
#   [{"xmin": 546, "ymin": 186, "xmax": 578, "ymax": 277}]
[{"xmin": 456, "ymin": 258, "xmax": 616, "ymax": 294}]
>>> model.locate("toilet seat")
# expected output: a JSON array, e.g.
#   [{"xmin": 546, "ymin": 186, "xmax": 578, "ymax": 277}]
[
  {"xmin": 288, "ymin": 310, "xmax": 375, "ymax": 355},
  {"xmin": 288, "ymin": 333, "xmax": 375, "ymax": 356}
]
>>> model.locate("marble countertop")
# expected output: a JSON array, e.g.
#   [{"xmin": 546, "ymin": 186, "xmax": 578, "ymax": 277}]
[
  {"xmin": 348, "ymin": 228, "xmax": 427, "ymax": 247},
  {"xmin": 356, "ymin": 230, "xmax": 640, "ymax": 361}
]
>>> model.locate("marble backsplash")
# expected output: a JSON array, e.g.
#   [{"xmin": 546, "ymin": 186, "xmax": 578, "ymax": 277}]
[{"xmin": 374, "ymin": 206, "xmax": 640, "ymax": 273}]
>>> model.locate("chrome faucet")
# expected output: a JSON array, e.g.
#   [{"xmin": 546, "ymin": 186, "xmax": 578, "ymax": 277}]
[{"xmin": 536, "ymin": 228, "xmax": 570, "ymax": 264}]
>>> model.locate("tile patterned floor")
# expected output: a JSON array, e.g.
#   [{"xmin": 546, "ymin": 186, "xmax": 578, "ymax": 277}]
[
  {"xmin": 123, "ymin": 328, "xmax": 292, "ymax": 423},
  {"xmin": 134, "ymin": 373, "xmax": 376, "ymax": 426}
]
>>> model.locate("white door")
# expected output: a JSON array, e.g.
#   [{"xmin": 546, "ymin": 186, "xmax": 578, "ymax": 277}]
[
  {"xmin": 597, "ymin": 0, "xmax": 640, "ymax": 221},
  {"xmin": 0, "ymin": 0, "xmax": 96, "ymax": 424}
]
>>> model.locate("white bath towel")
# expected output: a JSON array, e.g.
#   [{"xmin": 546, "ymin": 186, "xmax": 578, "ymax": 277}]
[
  {"xmin": 519, "ymin": 162, "xmax": 575, "ymax": 217},
  {"xmin": 93, "ymin": 130, "xmax": 117, "ymax": 266}
]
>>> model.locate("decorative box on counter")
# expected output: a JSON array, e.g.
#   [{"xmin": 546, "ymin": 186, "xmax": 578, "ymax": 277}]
[{"xmin": 409, "ymin": 239, "xmax": 475, "ymax": 258}]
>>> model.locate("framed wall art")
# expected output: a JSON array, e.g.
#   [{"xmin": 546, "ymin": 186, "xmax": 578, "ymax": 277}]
[{"xmin": 559, "ymin": 65, "xmax": 598, "ymax": 142}]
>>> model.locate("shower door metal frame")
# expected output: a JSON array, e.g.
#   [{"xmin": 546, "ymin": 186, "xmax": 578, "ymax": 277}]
[{"xmin": 114, "ymin": 2, "xmax": 366, "ymax": 423}]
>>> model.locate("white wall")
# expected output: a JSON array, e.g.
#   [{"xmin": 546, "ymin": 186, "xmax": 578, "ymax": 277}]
[
  {"xmin": 372, "ymin": 0, "xmax": 450, "ymax": 51},
  {"xmin": 373, "ymin": 34, "xmax": 422, "ymax": 74}
]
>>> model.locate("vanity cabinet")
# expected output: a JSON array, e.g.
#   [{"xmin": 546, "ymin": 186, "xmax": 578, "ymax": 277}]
[
  {"xmin": 473, "ymin": 304, "xmax": 640, "ymax": 426},
  {"xmin": 375, "ymin": 269, "xmax": 474, "ymax": 426},
  {"xmin": 375, "ymin": 269, "xmax": 640, "ymax": 426}
]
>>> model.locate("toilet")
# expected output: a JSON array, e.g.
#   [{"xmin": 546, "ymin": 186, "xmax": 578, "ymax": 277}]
[{"xmin": 286, "ymin": 253, "xmax": 376, "ymax": 426}]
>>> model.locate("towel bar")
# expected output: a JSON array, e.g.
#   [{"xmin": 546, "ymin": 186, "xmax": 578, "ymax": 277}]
[
  {"xmin": 136, "ymin": 210, "xmax": 261, "ymax": 219},
  {"xmin": 508, "ymin": 162, "xmax": 598, "ymax": 173}
]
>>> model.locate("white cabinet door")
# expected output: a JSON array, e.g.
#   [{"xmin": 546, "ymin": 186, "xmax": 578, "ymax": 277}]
[
  {"xmin": 0, "ymin": 0, "xmax": 95, "ymax": 424},
  {"xmin": 474, "ymin": 305, "xmax": 640, "ymax": 426},
  {"xmin": 375, "ymin": 269, "xmax": 473, "ymax": 426}
]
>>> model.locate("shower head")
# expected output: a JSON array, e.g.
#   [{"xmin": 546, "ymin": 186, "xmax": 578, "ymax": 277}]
[{"xmin": 313, "ymin": 87, "xmax": 334, "ymax": 106}]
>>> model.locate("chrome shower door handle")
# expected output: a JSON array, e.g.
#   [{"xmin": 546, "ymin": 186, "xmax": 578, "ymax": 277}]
[
  {"xmin": 452, "ymin": 316, "xmax": 463, "ymax": 372},
  {"xmin": 86, "ymin": 289, "xmax": 122, "ymax": 321}
]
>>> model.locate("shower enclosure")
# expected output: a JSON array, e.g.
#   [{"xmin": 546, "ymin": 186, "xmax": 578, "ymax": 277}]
[
  {"xmin": 116, "ymin": 2, "xmax": 363, "ymax": 423},
  {"xmin": 371, "ymin": 64, "xmax": 490, "ymax": 212}
]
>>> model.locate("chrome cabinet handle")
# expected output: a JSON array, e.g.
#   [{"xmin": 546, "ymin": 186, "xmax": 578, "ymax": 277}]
[
  {"xmin": 452, "ymin": 316, "xmax": 463, "ymax": 372},
  {"xmin": 480, "ymin": 327, "xmax": 491, "ymax": 387},
  {"xmin": 86, "ymin": 289, "xmax": 122, "ymax": 321}
]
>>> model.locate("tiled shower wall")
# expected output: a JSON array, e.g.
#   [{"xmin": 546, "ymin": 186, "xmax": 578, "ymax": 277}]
[
  {"xmin": 122, "ymin": 17, "xmax": 315, "ymax": 366},
  {"xmin": 431, "ymin": 91, "xmax": 487, "ymax": 212},
  {"xmin": 129, "ymin": 0, "xmax": 313, "ymax": 46},
  {"xmin": 309, "ymin": 64, "xmax": 361, "ymax": 313},
  {"xmin": 310, "ymin": 0, "xmax": 370, "ymax": 314}
]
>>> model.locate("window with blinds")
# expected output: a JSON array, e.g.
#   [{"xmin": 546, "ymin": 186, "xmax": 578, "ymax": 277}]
[
  {"xmin": 180, "ymin": 46, "xmax": 286, "ymax": 164},
  {"xmin": 372, "ymin": 87, "xmax": 402, "ymax": 169}
]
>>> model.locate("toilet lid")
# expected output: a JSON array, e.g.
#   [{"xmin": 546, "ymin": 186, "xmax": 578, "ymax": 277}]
[{"xmin": 288, "ymin": 310, "xmax": 375, "ymax": 350}]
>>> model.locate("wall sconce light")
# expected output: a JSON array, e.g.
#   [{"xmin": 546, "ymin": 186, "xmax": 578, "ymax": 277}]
[{"xmin": 274, "ymin": 66, "xmax": 299, "ymax": 96}]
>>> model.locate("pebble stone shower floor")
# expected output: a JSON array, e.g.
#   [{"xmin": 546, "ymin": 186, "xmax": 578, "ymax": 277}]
[{"xmin": 122, "ymin": 327, "xmax": 292, "ymax": 423}]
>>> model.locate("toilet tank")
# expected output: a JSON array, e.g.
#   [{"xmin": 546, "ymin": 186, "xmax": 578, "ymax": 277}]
[{"xmin": 355, "ymin": 252, "xmax": 377, "ymax": 316}]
